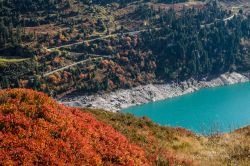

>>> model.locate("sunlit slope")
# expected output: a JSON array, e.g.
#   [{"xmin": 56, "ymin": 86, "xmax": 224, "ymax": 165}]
[{"xmin": 0, "ymin": 89, "xmax": 149, "ymax": 165}]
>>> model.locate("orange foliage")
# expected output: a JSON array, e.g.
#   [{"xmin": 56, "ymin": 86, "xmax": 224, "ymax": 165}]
[
  {"xmin": 79, "ymin": 73, "xmax": 87, "ymax": 79},
  {"xmin": 48, "ymin": 72, "xmax": 61, "ymax": 84},
  {"xmin": 100, "ymin": 59, "xmax": 110, "ymax": 67},
  {"xmin": 175, "ymin": 127, "xmax": 193, "ymax": 136},
  {"xmin": 108, "ymin": 80, "xmax": 115, "ymax": 89},
  {"xmin": 40, "ymin": 84, "xmax": 47, "ymax": 90},
  {"xmin": 63, "ymin": 71, "xmax": 71, "ymax": 81},
  {"xmin": 48, "ymin": 74, "xmax": 58, "ymax": 84},
  {"xmin": 19, "ymin": 80, "xmax": 29, "ymax": 88},
  {"xmin": 53, "ymin": 57, "xmax": 62, "ymax": 64},
  {"xmin": 59, "ymin": 34, "xmax": 66, "ymax": 41},
  {"xmin": 126, "ymin": 37, "xmax": 132, "ymax": 43},
  {"xmin": 106, "ymin": 45, "xmax": 113, "ymax": 52},
  {"xmin": 0, "ymin": 89, "xmax": 150, "ymax": 166},
  {"xmin": 137, "ymin": 75, "xmax": 143, "ymax": 83},
  {"xmin": 118, "ymin": 75, "xmax": 127, "ymax": 84}
]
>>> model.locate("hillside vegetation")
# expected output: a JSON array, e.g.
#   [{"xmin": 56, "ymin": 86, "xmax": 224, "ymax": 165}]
[
  {"xmin": 1, "ymin": 0, "xmax": 250, "ymax": 97},
  {"xmin": 0, "ymin": 89, "xmax": 149, "ymax": 165},
  {"xmin": 0, "ymin": 89, "xmax": 249, "ymax": 165},
  {"xmin": 88, "ymin": 109, "xmax": 250, "ymax": 166}
]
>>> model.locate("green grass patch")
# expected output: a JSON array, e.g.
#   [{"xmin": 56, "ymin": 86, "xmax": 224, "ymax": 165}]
[{"xmin": 0, "ymin": 57, "xmax": 28, "ymax": 66}]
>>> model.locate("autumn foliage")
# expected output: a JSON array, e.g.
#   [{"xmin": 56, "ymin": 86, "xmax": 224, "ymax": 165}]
[{"xmin": 0, "ymin": 89, "xmax": 149, "ymax": 165}]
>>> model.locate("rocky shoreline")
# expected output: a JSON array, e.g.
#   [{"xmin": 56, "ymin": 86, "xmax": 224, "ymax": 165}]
[{"xmin": 61, "ymin": 72, "xmax": 250, "ymax": 112}]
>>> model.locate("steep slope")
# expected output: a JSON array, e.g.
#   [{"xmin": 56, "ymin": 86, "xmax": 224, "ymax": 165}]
[
  {"xmin": 0, "ymin": 89, "xmax": 149, "ymax": 165},
  {"xmin": 0, "ymin": 89, "xmax": 249, "ymax": 165},
  {"xmin": 88, "ymin": 109, "xmax": 250, "ymax": 166},
  {"xmin": 1, "ymin": 0, "xmax": 250, "ymax": 98}
]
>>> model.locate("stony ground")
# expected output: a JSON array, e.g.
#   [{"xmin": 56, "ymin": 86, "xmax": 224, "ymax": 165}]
[{"xmin": 62, "ymin": 72, "xmax": 250, "ymax": 112}]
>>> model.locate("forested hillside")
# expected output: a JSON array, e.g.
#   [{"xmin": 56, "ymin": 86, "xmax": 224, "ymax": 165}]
[{"xmin": 0, "ymin": 0, "xmax": 250, "ymax": 97}]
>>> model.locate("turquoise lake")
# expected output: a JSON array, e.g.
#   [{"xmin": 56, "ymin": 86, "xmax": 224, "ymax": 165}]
[{"xmin": 122, "ymin": 82, "xmax": 250, "ymax": 134}]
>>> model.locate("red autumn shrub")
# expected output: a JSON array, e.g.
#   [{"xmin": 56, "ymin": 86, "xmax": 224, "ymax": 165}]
[{"xmin": 0, "ymin": 89, "xmax": 150, "ymax": 166}]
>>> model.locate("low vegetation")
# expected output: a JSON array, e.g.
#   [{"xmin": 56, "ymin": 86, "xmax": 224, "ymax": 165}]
[
  {"xmin": 0, "ymin": 89, "xmax": 149, "ymax": 165},
  {"xmin": 1, "ymin": 88, "xmax": 249, "ymax": 165},
  {"xmin": 88, "ymin": 109, "xmax": 250, "ymax": 165}
]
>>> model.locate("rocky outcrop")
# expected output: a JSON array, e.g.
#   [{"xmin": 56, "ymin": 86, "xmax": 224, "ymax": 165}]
[{"xmin": 62, "ymin": 72, "xmax": 250, "ymax": 112}]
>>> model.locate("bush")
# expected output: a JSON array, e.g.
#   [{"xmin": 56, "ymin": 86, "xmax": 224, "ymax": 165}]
[{"xmin": 0, "ymin": 89, "xmax": 149, "ymax": 165}]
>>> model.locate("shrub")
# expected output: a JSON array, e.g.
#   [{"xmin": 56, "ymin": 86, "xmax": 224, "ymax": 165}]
[{"xmin": 0, "ymin": 89, "xmax": 149, "ymax": 165}]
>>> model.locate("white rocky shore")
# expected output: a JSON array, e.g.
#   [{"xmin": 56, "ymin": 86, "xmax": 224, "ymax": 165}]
[{"xmin": 62, "ymin": 72, "xmax": 250, "ymax": 112}]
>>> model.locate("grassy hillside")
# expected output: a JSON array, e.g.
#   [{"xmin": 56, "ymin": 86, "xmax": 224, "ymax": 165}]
[
  {"xmin": 88, "ymin": 109, "xmax": 250, "ymax": 165},
  {"xmin": 0, "ymin": 89, "xmax": 249, "ymax": 165}
]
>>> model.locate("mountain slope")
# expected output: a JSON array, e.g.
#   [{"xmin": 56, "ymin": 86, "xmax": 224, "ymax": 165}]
[
  {"xmin": 88, "ymin": 109, "xmax": 250, "ymax": 166},
  {"xmin": 1, "ymin": 0, "xmax": 250, "ymax": 98},
  {"xmin": 0, "ymin": 89, "xmax": 149, "ymax": 165},
  {"xmin": 0, "ymin": 89, "xmax": 249, "ymax": 165}
]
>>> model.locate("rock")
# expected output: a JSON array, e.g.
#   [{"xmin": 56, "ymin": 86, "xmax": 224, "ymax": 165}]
[{"xmin": 61, "ymin": 72, "xmax": 250, "ymax": 112}]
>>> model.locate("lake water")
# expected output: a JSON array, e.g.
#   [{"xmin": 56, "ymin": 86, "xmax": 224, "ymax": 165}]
[{"xmin": 122, "ymin": 82, "xmax": 250, "ymax": 134}]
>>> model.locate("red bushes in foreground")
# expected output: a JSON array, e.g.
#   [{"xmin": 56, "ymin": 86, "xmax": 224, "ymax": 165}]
[{"xmin": 0, "ymin": 89, "xmax": 149, "ymax": 165}]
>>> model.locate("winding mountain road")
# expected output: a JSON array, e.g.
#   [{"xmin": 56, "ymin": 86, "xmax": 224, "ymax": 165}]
[
  {"xmin": 44, "ymin": 1, "xmax": 239, "ymax": 77},
  {"xmin": 49, "ymin": 12, "xmax": 236, "ymax": 50},
  {"xmin": 47, "ymin": 29, "xmax": 152, "ymax": 51},
  {"xmin": 201, "ymin": 13, "xmax": 237, "ymax": 28},
  {"xmin": 43, "ymin": 55, "xmax": 112, "ymax": 77}
]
